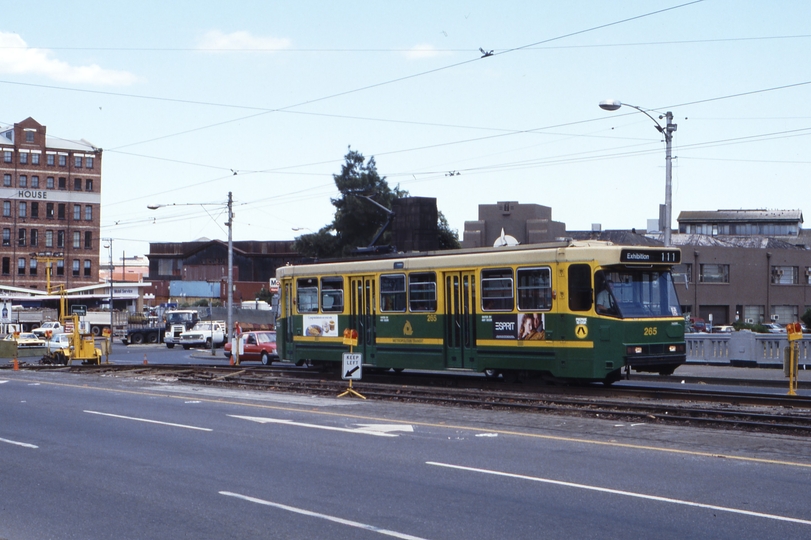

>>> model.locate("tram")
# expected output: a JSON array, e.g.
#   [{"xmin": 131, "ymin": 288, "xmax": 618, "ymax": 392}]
[{"xmin": 276, "ymin": 240, "xmax": 685, "ymax": 384}]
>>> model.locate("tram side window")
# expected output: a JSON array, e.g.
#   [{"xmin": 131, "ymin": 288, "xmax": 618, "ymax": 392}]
[
  {"xmin": 568, "ymin": 264, "xmax": 593, "ymax": 312},
  {"xmin": 321, "ymin": 277, "xmax": 344, "ymax": 312},
  {"xmin": 481, "ymin": 268, "xmax": 514, "ymax": 311},
  {"xmin": 296, "ymin": 277, "xmax": 319, "ymax": 313},
  {"xmin": 380, "ymin": 274, "xmax": 406, "ymax": 312},
  {"xmin": 409, "ymin": 272, "xmax": 437, "ymax": 312},
  {"xmin": 517, "ymin": 267, "xmax": 552, "ymax": 310}
]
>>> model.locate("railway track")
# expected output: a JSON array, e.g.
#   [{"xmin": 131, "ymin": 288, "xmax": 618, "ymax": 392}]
[{"xmin": 7, "ymin": 362, "xmax": 811, "ymax": 436}]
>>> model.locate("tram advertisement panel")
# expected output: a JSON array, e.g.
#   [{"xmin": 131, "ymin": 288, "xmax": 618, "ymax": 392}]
[
  {"xmin": 302, "ymin": 314, "xmax": 338, "ymax": 337},
  {"xmin": 489, "ymin": 313, "xmax": 546, "ymax": 340}
]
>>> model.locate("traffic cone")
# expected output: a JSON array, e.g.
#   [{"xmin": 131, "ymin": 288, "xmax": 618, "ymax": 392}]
[
  {"xmin": 13, "ymin": 357, "xmax": 19, "ymax": 371},
  {"xmin": 229, "ymin": 355, "xmax": 234, "ymax": 366},
  {"xmin": 143, "ymin": 354, "xmax": 148, "ymax": 365}
]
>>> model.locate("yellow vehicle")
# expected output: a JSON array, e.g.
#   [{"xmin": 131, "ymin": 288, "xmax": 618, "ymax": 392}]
[{"xmin": 43, "ymin": 295, "xmax": 103, "ymax": 365}]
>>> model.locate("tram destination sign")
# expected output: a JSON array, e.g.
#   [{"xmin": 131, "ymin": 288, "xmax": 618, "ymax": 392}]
[{"xmin": 620, "ymin": 248, "xmax": 680, "ymax": 264}]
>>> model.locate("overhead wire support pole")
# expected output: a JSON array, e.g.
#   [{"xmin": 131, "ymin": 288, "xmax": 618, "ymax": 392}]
[{"xmin": 226, "ymin": 191, "xmax": 233, "ymax": 347}]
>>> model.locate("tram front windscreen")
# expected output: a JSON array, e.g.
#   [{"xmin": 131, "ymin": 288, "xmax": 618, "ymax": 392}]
[{"xmin": 596, "ymin": 268, "xmax": 682, "ymax": 319}]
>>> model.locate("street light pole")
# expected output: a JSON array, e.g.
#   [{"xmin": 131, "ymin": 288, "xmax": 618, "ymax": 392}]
[{"xmin": 599, "ymin": 99, "xmax": 677, "ymax": 246}]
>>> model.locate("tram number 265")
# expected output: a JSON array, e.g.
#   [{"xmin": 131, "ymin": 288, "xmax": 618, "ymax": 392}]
[{"xmin": 643, "ymin": 327, "xmax": 658, "ymax": 336}]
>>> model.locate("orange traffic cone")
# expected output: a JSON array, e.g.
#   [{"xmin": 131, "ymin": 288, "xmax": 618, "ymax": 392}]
[
  {"xmin": 143, "ymin": 354, "xmax": 148, "ymax": 365},
  {"xmin": 229, "ymin": 355, "xmax": 234, "ymax": 366},
  {"xmin": 13, "ymin": 357, "xmax": 19, "ymax": 371}
]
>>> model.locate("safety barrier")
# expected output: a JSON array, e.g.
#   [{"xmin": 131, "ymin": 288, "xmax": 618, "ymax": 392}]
[{"xmin": 686, "ymin": 331, "xmax": 810, "ymax": 367}]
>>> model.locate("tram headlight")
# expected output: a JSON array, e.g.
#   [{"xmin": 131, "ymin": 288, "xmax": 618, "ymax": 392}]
[{"xmin": 626, "ymin": 346, "xmax": 643, "ymax": 355}]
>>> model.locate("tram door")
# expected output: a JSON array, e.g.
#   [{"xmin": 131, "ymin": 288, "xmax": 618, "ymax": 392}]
[
  {"xmin": 349, "ymin": 276, "xmax": 376, "ymax": 359},
  {"xmin": 444, "ymin": 271, "xmax": 476, "ymax": 369},
  {"xmin": 283, "ymin": 280, "xmax": 294, "ymax": 356}
]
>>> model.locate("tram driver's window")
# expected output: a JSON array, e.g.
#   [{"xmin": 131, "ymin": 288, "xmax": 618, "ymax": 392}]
[
  {"xmin": 517, "ymin": 267, "xmax": 552, "ymax": 310},
  {"xmin": 296, "ymin": 277, "xmax": 319, "ymax": 313},
  {"xmin": 568, "ymin": 264, "xmax": 593, "ymax": 312},
  {"xmin": 380, "ymin": 274, "xmax": 406, "ymax": 312},
  {"xmin": 321, "ymin": 277, "xmax": 344, "ymax": 312},
  {"xmin": 409, "ymin": 272, "xmax": 437, "ymax": 312},
  {"xmin": 481, "ymin": 268, "xmax": 514, "ymax": 311}
]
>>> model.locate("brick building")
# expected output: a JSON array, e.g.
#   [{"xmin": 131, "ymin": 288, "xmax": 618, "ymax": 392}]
[{"xmin": 1, "ymin": 118, "xmax": 102, "ymax": 290}]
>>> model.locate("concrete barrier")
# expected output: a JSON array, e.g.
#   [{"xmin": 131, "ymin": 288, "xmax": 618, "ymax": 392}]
[{"xmin": 686, "ymin": 330, "xmax": 809, "ymax": 368}]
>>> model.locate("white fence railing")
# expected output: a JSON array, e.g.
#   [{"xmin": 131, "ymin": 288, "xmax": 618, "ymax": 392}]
[{"xmin": 685, "ymin": 331, "xmax": 809, "ymax": 366}]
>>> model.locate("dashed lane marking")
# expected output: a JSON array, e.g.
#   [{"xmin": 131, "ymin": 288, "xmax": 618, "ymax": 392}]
[
  {"xmin": 84, "ymin": 410, "xmax": 212, "ymax": 431},
  {"xmin": 0, "ymin": 436, "xmax": 38, "ymax": 449}
]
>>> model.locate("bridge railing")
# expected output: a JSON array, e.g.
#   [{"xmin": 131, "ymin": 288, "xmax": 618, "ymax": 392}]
[{"xmin": 685, "ymin": 331, "xmax": 809, "ymax": 367}]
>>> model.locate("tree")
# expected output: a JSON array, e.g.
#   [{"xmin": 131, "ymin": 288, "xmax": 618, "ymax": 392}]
[{"xmin": 293, "ymin": 147, "xmax": 459, "ymax": 258}]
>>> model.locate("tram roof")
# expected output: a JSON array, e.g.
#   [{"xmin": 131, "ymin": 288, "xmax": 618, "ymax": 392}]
[{"xmin": 276, "ymin": 240, "xmax": 681, "ymax": 278}]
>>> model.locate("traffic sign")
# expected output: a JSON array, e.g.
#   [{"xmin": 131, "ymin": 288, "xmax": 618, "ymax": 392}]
[
  {"xmin": 71, "ymin": 304, "xmax": 87, "ymax": 316},
  {"xmin": 342, "ymin": 353, "xmax": 362, "ymax": 381}
]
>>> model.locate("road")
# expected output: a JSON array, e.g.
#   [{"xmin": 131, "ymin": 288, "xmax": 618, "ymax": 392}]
[{"xmin": 1, "ymin": 364, "xmax": 810, "ymax": 539}]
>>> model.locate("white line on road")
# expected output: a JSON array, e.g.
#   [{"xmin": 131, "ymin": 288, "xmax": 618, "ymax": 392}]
[
  {"xmin": 220, "ymin": 491, "xmax": 429, "ymax": 540},
  {"xmin": 0, "ymin": 437, "xmax": 38, "ymax": 449},
  {"xmin": 228, "ymin": 415, "xmax": 409, "ymax": 437},
  {"xmin": 84, "ymin": 410, "xmax": 212, "ymax": 431},
  {"xmin": 427, "ymin": 462, "xmax": 811, "ymax": 526}
]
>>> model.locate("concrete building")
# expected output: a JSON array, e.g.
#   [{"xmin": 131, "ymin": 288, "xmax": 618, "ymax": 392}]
[
  {"xmin": 1, "ymin": 118, "xmax": 102, "ymax": 290},
  {"xmin": 462, "ymin": 201, "xmax": 566, "ymax": 248}
]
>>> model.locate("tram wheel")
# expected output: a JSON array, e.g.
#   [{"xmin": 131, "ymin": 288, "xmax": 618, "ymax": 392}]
[{"xmin": 484, "ymin": 369, "xmax": 501, "ymax": 380}]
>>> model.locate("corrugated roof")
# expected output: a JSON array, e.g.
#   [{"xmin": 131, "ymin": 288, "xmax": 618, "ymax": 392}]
[{"xmin": 678, "ymin": 209, "xmax": 803, "ymax": 223}]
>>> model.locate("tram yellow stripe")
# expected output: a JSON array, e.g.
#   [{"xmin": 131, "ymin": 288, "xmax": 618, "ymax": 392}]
[
  {"xmin": 476, "ymin": 339, "xmax": 594, "ymax": 349},
  {"xmin": 375, "ymin": 337, "xmax": 444, "ymax": 345}
]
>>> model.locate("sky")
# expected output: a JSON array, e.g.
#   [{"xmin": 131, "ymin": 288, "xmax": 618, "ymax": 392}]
[{"xmin": 2, "ymin": 0, "xmax": 810, "ymax": 262}]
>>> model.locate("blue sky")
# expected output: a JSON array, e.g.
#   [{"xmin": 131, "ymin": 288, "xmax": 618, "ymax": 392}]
[{"xmin": 2, "ymin": 0, "xmax": 810, "ymax": 260}]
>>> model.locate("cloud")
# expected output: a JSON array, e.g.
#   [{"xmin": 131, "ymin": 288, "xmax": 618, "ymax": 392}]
[
  {"xmin": 403, "ymin": 44, "xmax": 451, "ymax": 60},
  {"xmin": 0, "ymin": 31, "xmax": 137, "ymax": 86},
  {"xmin": 197, "ymin": 30, "xmax": 291, "ymax": 52}
]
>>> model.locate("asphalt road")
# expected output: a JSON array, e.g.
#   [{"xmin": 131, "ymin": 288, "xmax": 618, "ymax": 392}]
[{"xmin": 1, "ymin": 366, "xmax": 810, "ymax": 539}]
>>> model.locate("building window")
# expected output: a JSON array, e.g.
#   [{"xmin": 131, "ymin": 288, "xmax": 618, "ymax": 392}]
[
  {"xmin": 73, "ymin": 178, "xmax": 82, "ymax": 191},
  {"xmin": 3, "ymin": 201, "xmax": 10, "ymax": 217},
  {"xmin": 25, "ymin": 131, "xmax": 34, "ymax": 143},
  {"xmin": 84, "ymin": 260, "xmax": 91, "ymax": 277},
  {"xmin": 73, "ymin": 204, "xmax": 81, "ymax": 221},
  {"xmin": 19, "ymin": 152, "xmax": 28, "ymax": 165},
  {"xmin": 1, "ymin": 257, "xmax": 9, "ymax": 275},
  {"xmin": 85, "ymin": 178, "xmax": 93, "ymax": 191},
  {"xmin": 74, "ymin": 156, "xmax": 83, "ymax": 168},
  {"xmin": 18, "ymin": 258, "xmax": 25, "ymax": 275},
  {"xmin": 31, "ymin": 153, "xmax": 40, "ymax": 165},
  {"xmin": 3, "ymin": 174, "xmax": 10, "ymax": 187},
  {"xmin": 31, "ymin": 175, "xmax": 39, "ymax": 188},
  {"xmin": 47, "ymin": 176, "xmax": 55, "ymax": 189},
  {"xmin": 84, "ymin": 231, "xmax": 92, "ymax": 249},
  {"xmin": 380, "ymin": 274, "xmax": 407, "ymax": 312},
  {"xmin": 57, "ymin": 230, "xmax": 64, "ymax": 248},
  {"xmin": 772, "ymin": 266, "xmax": 799, "ymax": 285},
  {"xmin": 18, "ymin": 201, "xmax": 26, "ymax": 218},
  {"xmin": 56, "ymin": 260, "xmax": 64, "ymax": 276},
  {"xmin": 58, "ymin": 177, "xmax": 66, "ymax": 190},
  {"xmin": 72, "ymin": 259, "xmax": 80, "ymax": 277},
  {"xmin": 72, "ymin": 231, "xmax": 81, "ymax": 248},
  {"xmin": 29, "ymin": 259, "xmax": 37, "ymax": 276},
  {"xmin": 482, "ymin": 268, "xmax": 515, "ymax": 311},
  {"xmin": 19, "ymin": 175, "xmax": 27, "ymax": 188},
  {"xmin": 771, "ymin": 306, "xmax": 798, "ymax": 324},
  {"xmin": 45, "ymin": 230, "xmax": 53, "ymax": 248},
  {"xmin": 46, "ymin": 203, "xmax": 54, "ymax": 219},
  {"xmin": 47, "ymin": 154, "xmax": 55, "ymax": 166},
  {"xmin": 31, "ymin": 202, "xmax": 38, "ymax": 219},
  {"xmin": 58, "ymin": 204, "xmax": 65, "ymax": 220},
  {"xmin": 3, "ymin": 151, "xmax": 11, "ymax": 163},
  {"xmin": 18, "ymin": 228, "xmax": 26, "ymax": 246},
  {"xmin": 699, "ymin": 264, "xmax": 730, "ymax": 283},
  {"xmin": 30, "ymin": 229, "xmax": 38, "ymax": 247},
  {"xmin": 58, "ymin": 154, "xmax": 67, "ymax": 167},
  {"xmin": 85, "ymin": 205, "xmax": 92, "ymax": 221},
  {"xmin": 2, "ymin": 228, "xmax": 9, "ymax": 246},
  {"xmin": 85, "ymin": 156, "xmax": 94, "ymax": 169}
]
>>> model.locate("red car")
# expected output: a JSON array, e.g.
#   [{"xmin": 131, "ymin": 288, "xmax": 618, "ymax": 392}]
[{"xmin": 224, "ymin": 331, "xmax": 278, "ymax": 365}]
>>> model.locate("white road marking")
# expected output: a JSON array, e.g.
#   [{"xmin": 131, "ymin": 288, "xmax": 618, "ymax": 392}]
[
  {"xmin": 0, "ymin": 380, "xmax": 7, "ymax": 384},
  {"xmin": 228, "ymin": 415, "xmax": 408, "ymax": 437},
  {"xmin": 0, "ymin": 437, "xmax": 38, "ymax": 449},
  {"xmin": 84, "ymin": 410, "xmax": 212, "ymax": 432},
  {"xmin": 354, "ymin": 423, "xmax": 414, "ymax": 434},
  {"xmin": 427, "ymin": 462, "xmax": 811, "ymax": 526},
  {"xmin": 220, "ymin": 491, "xmax": 429, "ymax": 540}
]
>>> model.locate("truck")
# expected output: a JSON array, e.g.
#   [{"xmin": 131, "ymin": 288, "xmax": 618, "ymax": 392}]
[
  {"xmin": 163, "ymin": 309, "xmax": 200, "ymax": 348},
  {"xmin": 3, "ymin": 307, "xmax": 58, "ymax": 332},
  {"xmin": 81, "ymin": 311, "xmax": 128, "ymax": 337},
  {"xmin": 120, "ymin": 314, "xmax": 164, "ymax": 345},
  {"xmin": 32, "ymin": 320, "xmax": 65, "ymax": 338},
  {"xmin": 179, "ymin": 321, "xmax": 226, "ymax": 350}
]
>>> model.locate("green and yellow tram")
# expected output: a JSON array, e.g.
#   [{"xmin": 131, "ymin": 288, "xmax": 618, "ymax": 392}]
[{"xmin": 276, "ymin": 240, "xmax": 685, "ymax": 384}]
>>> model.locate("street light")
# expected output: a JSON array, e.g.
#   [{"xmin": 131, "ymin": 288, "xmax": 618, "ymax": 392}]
[
  {"xmin": 147, "ymin": 192, "xmax": 234, "ymax": 344},
  {"xmin": 599, "ymin": 99, "xmax": 677, "ymax": 246}
]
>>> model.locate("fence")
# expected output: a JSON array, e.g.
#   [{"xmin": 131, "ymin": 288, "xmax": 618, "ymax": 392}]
[{"xmin": 686, "ymin": 331, "xmax": 809, "ymax": 367}]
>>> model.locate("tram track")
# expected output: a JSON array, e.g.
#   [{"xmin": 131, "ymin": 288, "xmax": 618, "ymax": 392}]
[{"xmin": 6, "ymin": 362, "xmax": 811, "ymax": 436}]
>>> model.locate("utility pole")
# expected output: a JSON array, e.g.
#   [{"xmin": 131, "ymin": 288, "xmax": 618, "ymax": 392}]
[{"xmin": 226, "ymin": 192, "xmax": 234, "ymax": 343}]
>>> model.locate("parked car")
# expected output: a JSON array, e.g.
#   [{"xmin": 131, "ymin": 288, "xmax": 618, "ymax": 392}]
[
  {"xmin": 32, "ymin": 321, "xmax": 64, "ymax": 338},
  {"xmin": 712, "ymin": 325, "xmax": 734, "ymax": 333},
  {"xmin": 2, "ymin": 332, "xmax": 46, "ymax": 348},
  {"xmin": 179, "ymin": 321, "xmax": 226, "ymax": 350},
  {"xmin": 46, "ymin": 333, "xmax": 72, "ymax": 351},
  {"xmin": 765, "ymin": 323, "xmax": 785, "ymax": 333},
  {"xmin": 224, "ymin": 331, "xmax": 278, "ymax": 365}
]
